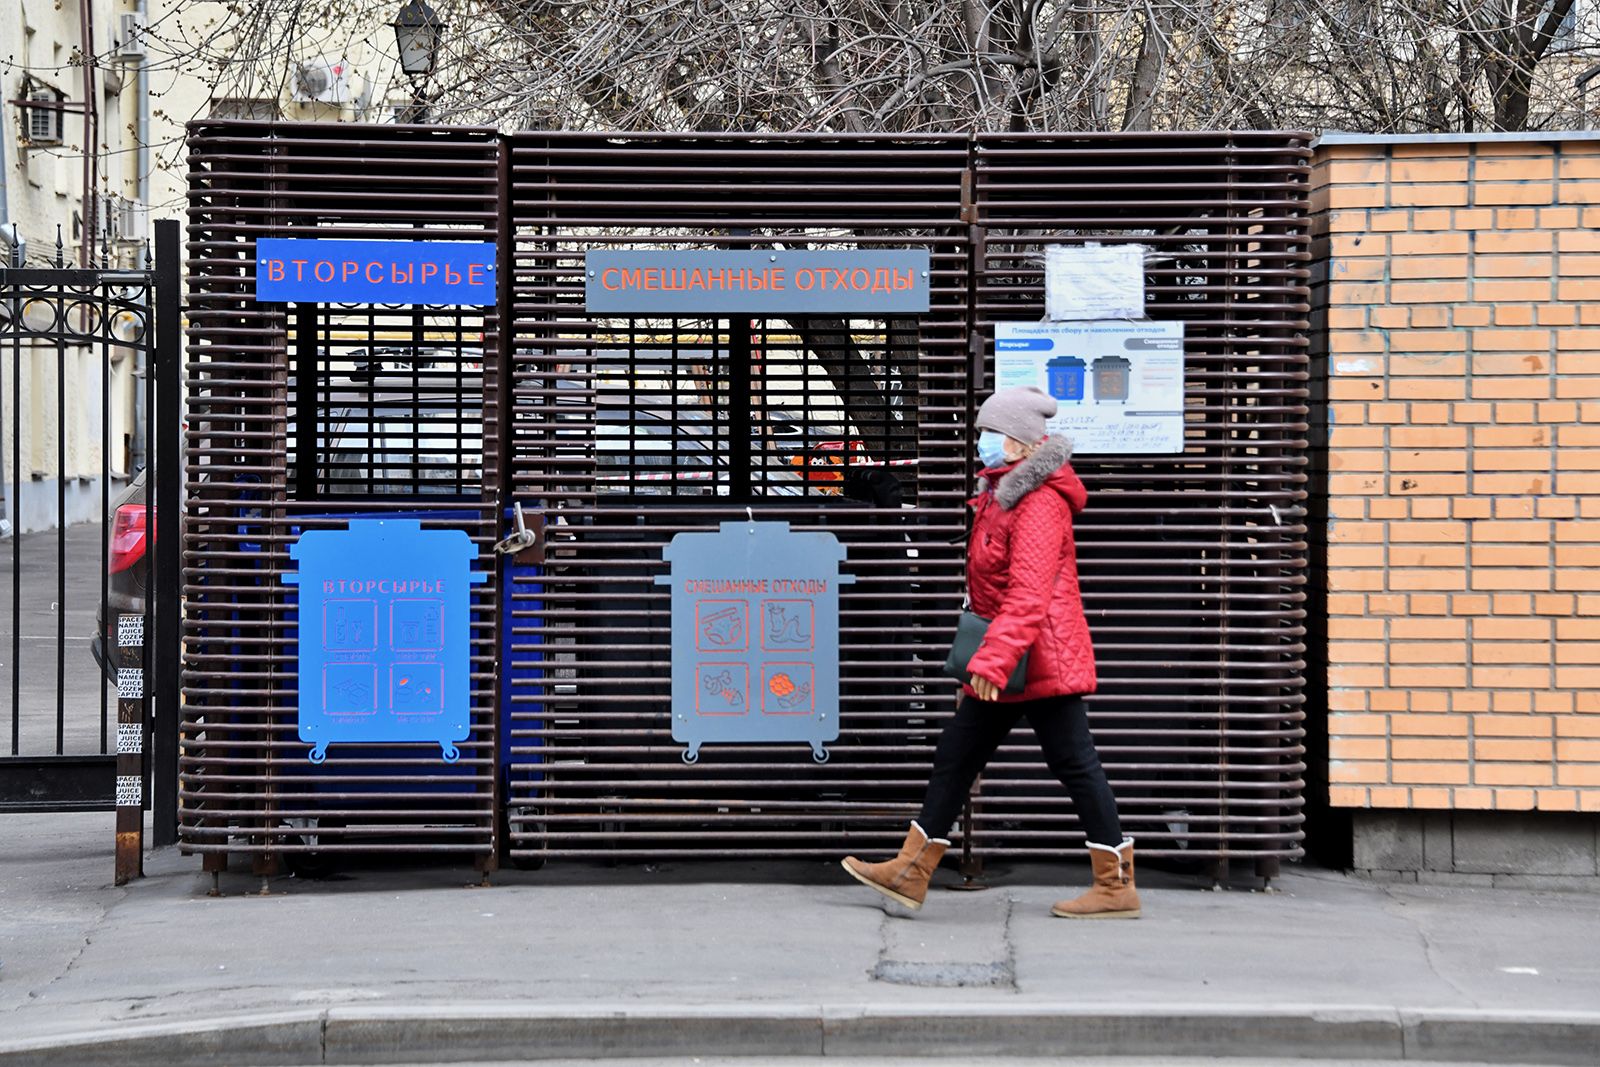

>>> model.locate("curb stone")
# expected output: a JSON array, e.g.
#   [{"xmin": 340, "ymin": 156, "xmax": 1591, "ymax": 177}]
[
  {"xmin": 1400, "ymin": 1009, "xmax": 1600, "ymax": 1065},
  {"xmin": 822, "ymin": 1005, "xmax": 1402, "ymax": 1060},
  {"xmin": 0, "ymin": 1011, "xmax": 324, "ymax": 1067},
  {"xmin": 2, "ymin": 1003, "xmax": 1598, "ymax": 1065}
]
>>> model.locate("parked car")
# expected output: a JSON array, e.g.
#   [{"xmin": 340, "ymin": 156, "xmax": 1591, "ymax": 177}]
[
  {"xmin": 290, "ymin": 372, "xmax": 485, "ymax": 496},
  {"xmin": 90, "ymin": 470, "xmax": 150, "ymax": 682}
]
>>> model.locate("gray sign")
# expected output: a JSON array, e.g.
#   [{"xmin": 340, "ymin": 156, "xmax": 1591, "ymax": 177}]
[
  {"xmin": 586, "ymin": 249, "xmax": 931, "ymax": 315},
  {"xmin": 655, "ymin": 520, "xmax": 855, "ymax": 763}
]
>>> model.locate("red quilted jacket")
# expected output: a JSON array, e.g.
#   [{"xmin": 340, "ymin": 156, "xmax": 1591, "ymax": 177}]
[{"xmin": 963, "ymin": 436, "xmax": 1097, "ymax": 701}]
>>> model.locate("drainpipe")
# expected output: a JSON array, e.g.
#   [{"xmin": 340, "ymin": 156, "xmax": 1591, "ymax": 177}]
[
  {"xmin": 129, "ymin": 0, "xmax": 150, "ymax": 475},
  {"xmin": 0, "ymin": 80, "xmax": 13, "ymax": 537},
  {"xmin": 0, "ymin": 73, "xmax": 15, "ymax": 264},
  {"xmin": 79, "ymin": 0, "xmax": 101, "ymax": 267}
]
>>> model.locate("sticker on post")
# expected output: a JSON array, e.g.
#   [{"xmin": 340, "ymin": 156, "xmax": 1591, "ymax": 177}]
[
  {"xmin": 116, "ymin": 775, "xmax": 142, "ymax": 808},
  {"xmin": 117, "ymin": 668, "xmax": 144, "ymax": 700},
  {"xmin": 118, "ymin": 614, "xmax": 145, "ymax": 648},
  {"xmin": 117, "ymin": 721, "xmax": 143, "ymax": 754}
]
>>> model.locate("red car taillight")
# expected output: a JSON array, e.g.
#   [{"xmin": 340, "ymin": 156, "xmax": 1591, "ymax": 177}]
[{"xmin": 108, "ymin": 504, "xmax": 151, "ymax": 574}]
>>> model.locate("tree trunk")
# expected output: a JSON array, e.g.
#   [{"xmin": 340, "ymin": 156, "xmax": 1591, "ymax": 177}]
[
  {"xmin": 784, "ymin": 316, "xmax": 898, "ymax": 459},
  {"xmin": 1121, "ymin": 5, "xmax": 1171, "ymax": 132}
]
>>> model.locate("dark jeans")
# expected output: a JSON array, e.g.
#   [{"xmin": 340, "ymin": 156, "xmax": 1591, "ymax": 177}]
[{"xmin": 917, "ymin": 694, "xmax": 1123, "ymax": 847}]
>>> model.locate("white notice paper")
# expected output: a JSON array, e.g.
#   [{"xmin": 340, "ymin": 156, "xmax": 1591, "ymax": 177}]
[
  {"xmin": 1044, "ymin": 244, "xmax": 1145, "ymax": 321},
  {"xmin": 994, "ymin": 320, "xmax": 1186, "ymax": 455}
]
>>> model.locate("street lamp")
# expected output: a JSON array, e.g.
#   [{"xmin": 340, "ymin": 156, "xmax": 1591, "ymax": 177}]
[{"xmin": 392, "ymin": 0, "xmax": 443, "ymax": 122}]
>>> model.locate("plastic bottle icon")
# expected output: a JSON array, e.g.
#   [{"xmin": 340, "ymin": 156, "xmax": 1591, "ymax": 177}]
[
  {"xmin": 1045, "ymin": 355, "xmax": 1087, "ymax": 403},
  {"xmin": 1091, "ymin": 354, "xmax": 1132, "ymax": 404}
]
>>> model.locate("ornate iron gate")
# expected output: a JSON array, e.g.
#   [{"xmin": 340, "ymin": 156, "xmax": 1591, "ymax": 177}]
[{"xmin": 0, "ymin": 221, "xmax": 182, "ymax": 878}]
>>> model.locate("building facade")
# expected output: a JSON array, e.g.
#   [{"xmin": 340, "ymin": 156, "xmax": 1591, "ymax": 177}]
[{"xmin": 1, "ymin": 0, "xmax": 145, "ymax": 532}]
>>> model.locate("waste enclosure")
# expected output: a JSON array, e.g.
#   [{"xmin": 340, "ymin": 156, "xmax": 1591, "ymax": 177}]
[{"xmin": 181, "ymin": 124, "xmax": 1310, "ymax": 876}]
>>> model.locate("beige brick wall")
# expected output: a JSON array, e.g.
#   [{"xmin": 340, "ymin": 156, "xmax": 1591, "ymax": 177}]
[{"xmin": 1312, "ymin": 136, "xmax": 1600, "ymax": 815}]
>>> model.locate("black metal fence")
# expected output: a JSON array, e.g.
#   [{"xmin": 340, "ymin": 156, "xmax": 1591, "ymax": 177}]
[
  {"xmin": 0, "ymin": 221, "xmax": 182, "ymax": 879},
  {"xmin": 182, "ymin": 124, "xmax": 1310, "ymax": 878}
]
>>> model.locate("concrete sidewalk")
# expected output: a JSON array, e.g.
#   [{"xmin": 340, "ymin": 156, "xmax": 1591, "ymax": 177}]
[{"xmin": 2, "ymin": 812, "xmax": 1598, "ymax": 1065}]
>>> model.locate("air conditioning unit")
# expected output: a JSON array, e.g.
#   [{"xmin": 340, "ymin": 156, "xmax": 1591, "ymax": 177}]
[
  {"xmin": 23, "ymin": 82, "xmax": 66, "ymax": 145},
  {"xmin": 116, "ymin": 198, "xmax": 149, "ymax": 245},
  {"xmin": 291, "ymin": 58, "xmax": 353, "ymax": 104},
  {"xmin": 118, "ymin": 12, "xmax": 148, "ymax": 60}
]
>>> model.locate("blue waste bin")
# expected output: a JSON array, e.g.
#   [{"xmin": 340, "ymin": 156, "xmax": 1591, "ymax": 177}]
[{"xmin": 1046, "ymin": 355, "xmax": 1087, "ymax": 402}]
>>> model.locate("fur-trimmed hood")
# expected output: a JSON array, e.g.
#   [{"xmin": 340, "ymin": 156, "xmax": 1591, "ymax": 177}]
[{"xmin": 976, "ymin": 436, "xmax": 1081, "ymax": 511}]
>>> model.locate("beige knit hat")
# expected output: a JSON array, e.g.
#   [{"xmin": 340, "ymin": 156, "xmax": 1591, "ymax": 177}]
[{"xmin": 975, "ymin": 386, "xmax": 1058, "ymax": 445}]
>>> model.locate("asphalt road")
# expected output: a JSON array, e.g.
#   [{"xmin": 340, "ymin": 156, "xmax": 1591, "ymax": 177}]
[
  {"xmin": 336, "ymin": 1061, "xmax": 1536, "ymax": 1067},
  {"xmin": 0, "ymin": 521, "xmax": 115, "ymax": 756}
]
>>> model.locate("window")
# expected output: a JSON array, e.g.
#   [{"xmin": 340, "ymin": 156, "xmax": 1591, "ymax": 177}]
[
  {"xmin": 1545, "ymin": 0, "xmax": 1581, "ymax": 52},
  {"xmin": 20, "ymin": 77, "xmax": 66, "ymax": 146}
]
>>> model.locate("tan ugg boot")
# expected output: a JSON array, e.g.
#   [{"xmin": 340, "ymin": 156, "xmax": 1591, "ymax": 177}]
[
  {"xmin": 841, "ymin": 821, "xmax": 950, "ymax": 911},
  {"xmin": 1051, "ymin": 839, "xmax": 1141, "ymax": 919}
]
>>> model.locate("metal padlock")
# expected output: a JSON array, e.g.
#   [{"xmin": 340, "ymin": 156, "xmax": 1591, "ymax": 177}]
[{"xmin": 493, "ymin": 502, "xmax": 543, "ymax": 562}]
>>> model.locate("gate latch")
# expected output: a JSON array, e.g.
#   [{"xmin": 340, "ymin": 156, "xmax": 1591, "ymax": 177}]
[{"xmin": 494, "ymin": 502, "xmax": 545, "ymax": 564}]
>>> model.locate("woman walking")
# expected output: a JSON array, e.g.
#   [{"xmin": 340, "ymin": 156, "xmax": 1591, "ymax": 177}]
[{"xmin": 841, "ymin": 386, "xmax": 1139, "ymax": 919}]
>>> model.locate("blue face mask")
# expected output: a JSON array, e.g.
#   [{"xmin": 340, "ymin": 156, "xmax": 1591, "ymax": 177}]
[{"xmin": 977, "ymin": 430, "xmax": 1008, "ymax": 469}]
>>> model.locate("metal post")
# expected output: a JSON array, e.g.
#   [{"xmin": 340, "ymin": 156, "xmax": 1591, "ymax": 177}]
[
  {"xmin": 293, "ymin": 304, "xmax": 317, "ymax": 501},
  {"xmin": 150, "ymin": 219, "xmax": 181, "ymax": 846},
  {"xmin": 727, "ymin": 318, "xmax": 752, "ymax": 500},
  {"xmin": 113, "ymin": 615, "xmax": 146, "ymax": 883}
]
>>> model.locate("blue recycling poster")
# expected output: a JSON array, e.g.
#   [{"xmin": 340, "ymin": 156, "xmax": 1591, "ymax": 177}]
[{"xmin": 285, "ymin": 519, "xmax": 486, "ymax": 763}]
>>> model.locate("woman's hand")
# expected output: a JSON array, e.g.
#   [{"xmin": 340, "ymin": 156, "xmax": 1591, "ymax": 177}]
[{"xmin": 969, "ymin": 673, "xmax": 1001, "ymax": 702}]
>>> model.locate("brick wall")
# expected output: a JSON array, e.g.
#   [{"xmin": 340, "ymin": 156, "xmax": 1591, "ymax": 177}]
[{"xmin": 1312, "ymin": 134, "xmax": 1600, "ymax": 816}]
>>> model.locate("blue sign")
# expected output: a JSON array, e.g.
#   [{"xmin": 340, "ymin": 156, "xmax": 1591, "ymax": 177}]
[
  {"xmin": 655, "ymin": 520, "xmax": 854, "ymax": 763},
  {"xmin": 285, "ymin": 519, "xmax": 487, "ymax": 763},
  {"xmin": 586, "ymin": 249, "xmax": 930, "ymax": 315},
  {"xmin": 256, "ymin": 238, "xmax": 497, "ymax": 305}
]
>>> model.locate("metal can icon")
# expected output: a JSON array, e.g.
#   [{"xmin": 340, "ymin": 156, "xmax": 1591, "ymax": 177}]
[
  {"xmin": 1092, "ymin": 354, "xmax": 1132, "ymax": 404},
  {"xmin": 1045, "ymin": 355, "xmax": 1087, "ymax": 403}
]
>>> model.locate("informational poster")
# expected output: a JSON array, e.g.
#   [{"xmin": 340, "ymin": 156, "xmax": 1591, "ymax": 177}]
[
  {"xmin": 994, "ymin": 320, "xmax": 1186, "ymax": 455},
  {"xmin": 656, "ymin": 520, "xmax": 854, "ymax": 764},
  {"xmin": 1044, "ymin": 244, "xmax": 1146, "ymax": 321}
]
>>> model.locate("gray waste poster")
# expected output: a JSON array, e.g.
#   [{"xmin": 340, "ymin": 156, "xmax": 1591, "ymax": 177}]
[{"xmin": 656, "ymin": 520, "xmax": 854, "ymax": 763}]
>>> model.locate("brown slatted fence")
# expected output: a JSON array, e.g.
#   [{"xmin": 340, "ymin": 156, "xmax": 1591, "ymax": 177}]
[
  {"xmin": 181, "ymin": 121, "xmax": 501, "ymax": 870},
  {"xmin": 970, "ymin": 132, "xmax": 1312, "ymax": 873},
  {"xmin": 501, "ymin": 133, "xmax": 973, "ymax": 864}
]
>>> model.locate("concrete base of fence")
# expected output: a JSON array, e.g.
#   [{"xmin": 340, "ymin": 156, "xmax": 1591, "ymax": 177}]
[
  {"xmin": 1353, "ymin": 811, "xmax": 1600, "ymax": 888},
  {"xmin": 3, "ymin": 1003, "xmax": 1599, "ymax": 1066}
]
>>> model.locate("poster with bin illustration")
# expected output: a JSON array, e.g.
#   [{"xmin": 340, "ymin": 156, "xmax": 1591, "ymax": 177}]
[
  {"xmin": 995, "ymin": 321, "xmax": 1186, "ymax": 454},
  {"xmin": 286, "ymin": 519, "xmax": 486, "ymax": 763},
  {"xmin": 657, "ymin": 520, "xmax": 854, "ymax": 763}
]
